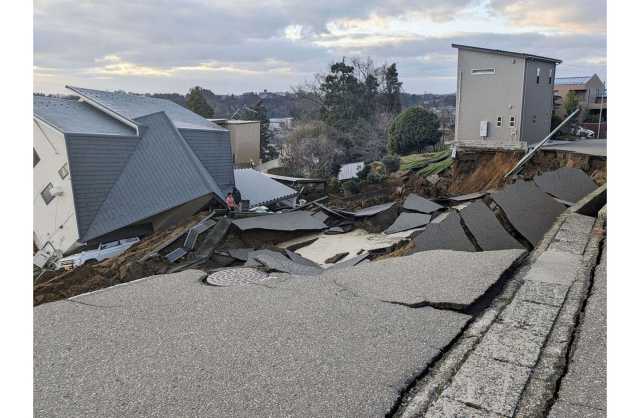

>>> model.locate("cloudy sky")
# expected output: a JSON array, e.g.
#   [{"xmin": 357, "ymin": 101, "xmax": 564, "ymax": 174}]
[{"xmin": 34, "ymin": 0, "xmax": 606, "ymax": 95}]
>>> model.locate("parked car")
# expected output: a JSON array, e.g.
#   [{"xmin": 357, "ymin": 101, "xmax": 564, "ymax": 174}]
[
  {"xmin": 571, "ymin": 126, "xmax": 595, "ymax": 138},
  {"xmin": 56, "ymin": 237, "xmax": 140, "ymax": 270}
]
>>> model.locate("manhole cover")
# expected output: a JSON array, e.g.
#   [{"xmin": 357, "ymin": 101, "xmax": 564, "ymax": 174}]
[{"xmin": 205, "ymin": 268, "xmax": 269, "ymax": 287}]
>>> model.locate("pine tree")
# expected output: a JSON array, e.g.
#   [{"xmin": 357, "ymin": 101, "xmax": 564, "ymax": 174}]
[
  {"xmin": 186, "ymin": 86, "xmax": 214, "ymax": 118},
  {"xmin": 382, "ymin": 63, "xmax": 402, "ymax": 115}
]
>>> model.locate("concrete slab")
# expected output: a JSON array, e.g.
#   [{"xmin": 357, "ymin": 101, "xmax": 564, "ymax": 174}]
[
  {"xmin": 548, "ymin": 400, "xmax": 606, "ymax": 418},
  {"xmin": 384, "ymin": 212, "xmax": 430, "ymax": 234},
  {"xmin": 293, "ymin": 228, "xmax": 404, "ymax": 266},
  {"xmin": 246, "ymin": 249, "xmax": 324, "ymax": 275},
  {"xmin": 523, "ymin": 250, "xmax": 582, "ymax": 286},
  {"xmin": 534, "ymin": 167, "xmax": 598, "ymax": 204},
  {"xmin": 542, "ymin": 139, "xmax": 606, "ymax": 157},
  {"xmin": 428, "ymin": 397, "xmax": 506, "ymax": 417},
  {"xmin": 332, "ymin": 249, "xmax": 525, "ymax": 308},
  {"xmin": 474, "ymin": 323, "xmax": 546, "ymax": 368},
  {"xmin": 552, "ymin": 252, "xmax": 606, "ymax": 412},
  {"xmin": 498, "ymin": 299, "xmax": 559, "ymax": 336},
  {"xmin": 491, "ymin": 181, "xmax": 566, "ymax": 247},
  {"xmin": 232, "ymin": 211, "xmax": 326, "ymax": 232},
  {"xmin": 402, "ymin": 193, "xmax": 443, "ymax": 214},
  {"xmin": 460, "ymin": 201, "xmax": 525, "ymax": 251},
  {"xmin": 514, "ymin": 280, "xmax": 569, "ymax": 307},
  {"xmin": 410, "ymin": 212, "xmax": 477, "ymax": 254},
  {"xmin": 442, "ymin": 353, "xmax": 531, "ymax": 416},
  {"xmin": 34, "ymin": 270, "xmax": 470, "ymax": 417}
]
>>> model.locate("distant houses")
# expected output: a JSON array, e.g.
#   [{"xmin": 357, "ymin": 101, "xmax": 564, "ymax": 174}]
[{"xmin": 553, "ymin": 74, "xmax": 606, "ymax": 123}]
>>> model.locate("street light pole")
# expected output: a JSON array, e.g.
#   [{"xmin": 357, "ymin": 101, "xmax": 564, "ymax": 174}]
[{"xmin": 597, "ymin": 83, "xmax": 605, "ymax": 139}]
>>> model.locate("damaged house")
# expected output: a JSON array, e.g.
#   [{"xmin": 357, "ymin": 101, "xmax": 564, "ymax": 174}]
[{"xmin": 33, "ymin": 87, "xmax": 235, "ymax": 255}]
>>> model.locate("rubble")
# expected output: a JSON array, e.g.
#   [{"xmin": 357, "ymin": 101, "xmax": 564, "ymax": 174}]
[
  {"xmin": 533, "ymin": 166, "xmax": 598, "ymax": 204},
  {"xmin": 459, "ymin": 201, "xmax": 525, "ymax": 251},
  {"xmin": 410, "ymin": 212, "xmax": 476, "ymax": 253},
  {"xmin": 402, "ymin": 193, "xmax": 443, "ymax": 214}
]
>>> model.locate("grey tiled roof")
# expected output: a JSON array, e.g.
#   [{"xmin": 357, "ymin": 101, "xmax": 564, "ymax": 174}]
[
  {"xmin": 67, "ymin": 86, "xmax": 224, "ymax": 131},
  {"xmin": 233, "ymin": 168, "xmax": 298, "ymax": 207},
  {"xmin": 34, "ymin": 96, "xmax": 135, "ymax": 136},
  {"xmin": 555, "ymin": 76, "xmax": 591, "ymax": 86},
  {"xmin": 76, "ymin": 112, "xmax": 223, "ymax": 242}
]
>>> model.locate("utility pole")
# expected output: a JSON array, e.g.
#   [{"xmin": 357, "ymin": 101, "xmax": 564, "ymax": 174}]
[{"xmin": 597, "ymin": 83, "xmax": 605, "ymax": 139}]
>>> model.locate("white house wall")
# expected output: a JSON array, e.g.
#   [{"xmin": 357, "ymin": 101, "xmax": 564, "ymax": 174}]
[{"xmin": 33, "ymin": 120, "xmax": 80, "ymax": 254}]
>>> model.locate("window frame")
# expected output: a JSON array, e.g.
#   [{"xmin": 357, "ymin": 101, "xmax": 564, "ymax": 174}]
[
  {"xmin": 509, "ymin": 116, "xmax": 516, "ymax": 127},
  {"xmin": 41, "ymin": 183, "xmax": 55, "ymax": 205},
  {"xmin": 58, "ymin": 163, "xmax": 69, "ymax": 179},
  {"xmin": 548, "ymin": 68, "xmax": 553, "ymax": 84},
  {"xmin": 497, "ymin": 116, "xmax": 502, "ymax": 127},
  {"xmin": 536, "ymin": 67, "xmax": 541, "ymax": 84},
  {"xmin": 471, "ymin": 68, "xmax": 496, "ymax": 75}
]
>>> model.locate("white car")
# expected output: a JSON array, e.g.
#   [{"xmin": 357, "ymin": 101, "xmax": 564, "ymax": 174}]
[
  {"xmin": 574, "ymin": 126, "xmax": 595, "ymax": 138},
  {"xmin": 57, "ymin": 237, "xmax": 140, "ymax": 270}
]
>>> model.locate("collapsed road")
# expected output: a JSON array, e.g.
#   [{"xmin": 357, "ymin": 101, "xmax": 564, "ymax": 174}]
[{"xmin": 33, "ymin": 164, "xmax": 606, "ymax": 417}]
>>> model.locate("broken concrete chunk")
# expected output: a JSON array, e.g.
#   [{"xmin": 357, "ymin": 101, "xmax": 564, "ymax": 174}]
[
  {"xmin": 246, "ymin": 249, "xmax": 324, "ymax": 275},
  {"xmin": 534, "ymin": 167, "xmax": 597, "ymax": 204},
  {"xmin": 232, "ymin": 211, "xmax": 327, "ymax": 232},
  {"xmin": 325, "ymin": 252, "xmax": 370, "ymax": 270},
  {"xmin": 402, "ymin": 193, "xmax": 444, "ymax": 214},
  {"xmin": 332, "ymin": 249, "xmax": 525, "ymax": 309},
  {"xmin": 410, "ymin": 211, "xmax": 476, "ymax": 254},
  {"xmin": 324, "ymin": 252, "xmax": 349, "ymax": 264},
  {"xmin": 491, "ymin": 180, "xmax": 566, "ymax": 247},
  {"xmin": 384, "ymin": 212, "xmax": 431, "ymax": 235},
  {"xmin": 284, "ymin": 249, "xmax": 321, "ymax": 268},
  {"xmin": 196, "ymin": 217, "xmax": 232, "ymax": 257},
  {"xmin": 351, "ymin": 202, "xmax": 396, "ymax": 218},
  {"xmin": 460, "ymin": 201, "xmax": 525, "ymax": 251},
  {"xmin": 225, "ymin": 247, "xmax": 254, "ymax": 261}
]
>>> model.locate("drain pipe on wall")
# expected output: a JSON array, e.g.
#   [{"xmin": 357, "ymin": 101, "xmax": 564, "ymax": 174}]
[{"xmin": 504, "ymin": 107, "xmax": 580, "ymax": 178}]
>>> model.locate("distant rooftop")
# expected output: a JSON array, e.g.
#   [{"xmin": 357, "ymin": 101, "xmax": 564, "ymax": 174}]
[
  {"xmin": 555, "ymin": 76, "xmax": 592, "ymax": 86},
  {"xmin": 452, "ymin": 44, "xmax": 562, "ymax": 64},
  {"xmin": 66, "ymin": 86, "xmax": 224, "ymax": 131},
  {"xmin": 34, "ymin": 95, "xmax": 136, "ymax": 136}
]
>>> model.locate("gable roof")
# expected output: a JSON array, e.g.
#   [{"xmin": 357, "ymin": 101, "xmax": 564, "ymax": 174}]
[
  {"xmin": 34, "ymin": 96, "xmax": 136, "ymax": 136},
  {"xmin": 233, "ymin": 168, "xmax": 298, "ymax": 207},
  {"xmin": 66, "ymin": 86, "xmax": 225, "ymax": 131},
  {"xmin": 79, "ymin": 112, "xmax": 222, "ymax": 242},
  {"xmin": 554, "ymin": 76, "xmax": 592, "ymax": 86},
  {"xmin": 452, "ymin": 44, "xmax": 562, "ymax": 64}
]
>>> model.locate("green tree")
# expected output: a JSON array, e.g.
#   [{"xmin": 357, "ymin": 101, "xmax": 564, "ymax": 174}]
[
  {"xmin": 319, "ymin": 62, "xmax": 369, "ymax": 131},
  {"xmin": 186, "ymin": 86, "xmax": 214, "ymax": 118},
  {"xmin": 244, "ymin": 100, "xmax": 276, "ymax": 162},
  {"xmin": 564, "ymin": 90, "xmax": 580, "ymax": 116},
  {"xmin": 388, "ymin": 107, "xmax": 440, "ymax": 155},
  {"xmin": 381, "ymin": 63, "xmax": 402, "ymax": 115}
]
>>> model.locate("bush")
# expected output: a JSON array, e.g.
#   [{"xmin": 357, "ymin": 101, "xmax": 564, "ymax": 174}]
[
  {"xmin": 388, "ymin": 107, "xmax": 439, "ymax": 155},
  {"xmin": 327, "ymin": 177, "xmax": 340, "ymax": 194},
  {"xmin": 342, "ymin": 179, "xmax": 361, "ymax": 195},
  {"xmin": 381, "ymin": 154, "xmax": 400, "ymax": 173},
  {"xmin": 366, "ymin": 172, "xmax": 386, "ymax": 184}
]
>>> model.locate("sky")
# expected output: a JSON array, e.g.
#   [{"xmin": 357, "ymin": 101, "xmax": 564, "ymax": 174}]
[{"xmin": 33, "ymin": 0, "xmax": 606, "ymax": 95}]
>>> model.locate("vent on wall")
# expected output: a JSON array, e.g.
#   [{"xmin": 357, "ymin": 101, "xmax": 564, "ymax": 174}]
[{"xmin": 471, "ymin": 68, "xmax": 495, "ymax": 75}]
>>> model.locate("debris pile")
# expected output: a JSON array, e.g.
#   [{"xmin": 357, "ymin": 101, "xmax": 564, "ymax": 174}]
[{"xmin": 34, "ymin": 164, "xmax": 602, "ymax": 306}]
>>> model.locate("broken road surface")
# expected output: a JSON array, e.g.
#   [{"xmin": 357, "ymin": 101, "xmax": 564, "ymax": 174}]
[{"xmin": 34, "ymin": 269, "xmax": 470, "ymax": 417}]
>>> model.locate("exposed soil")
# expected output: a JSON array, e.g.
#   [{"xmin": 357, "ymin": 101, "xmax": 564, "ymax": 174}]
[{"xmin": 33, "ymin": 214, "xmax": 204, "ymax": 306}]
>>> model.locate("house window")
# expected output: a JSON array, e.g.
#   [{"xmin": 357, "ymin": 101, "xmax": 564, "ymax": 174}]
[
  {"xmin": 536, "ymin": 68, "xmax": 540, "ymax": 84},
  {"xmin": 548, "ymin": 69, "xmax": 553, "ymax": 84},
  {"xmin": 471, "ymin": 68, "xmax": 495, "ymax": 75},
  {"xmin": 532, "ymin": 115, "xmax": 537, "ymax": 124},
  {"xmin": 41, "ymin": 183, "xmax": 55, "ymax": 205},
  {"xmin": 509, "ymin": 116, "xmax": 516, "ymax": 127},
  {"xmin": 497, "ymin": 116, "xmax": 502, "ymax": 127},
  {"xmin": 33, "ymin": 148, "xmax": 40, "ymax": 167},
  {"xmin": 58, "ymin": 163, "xmax": 69, "ymax": 179}
]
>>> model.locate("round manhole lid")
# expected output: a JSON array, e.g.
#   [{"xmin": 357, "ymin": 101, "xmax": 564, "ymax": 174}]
[{"xmin": 205, "ymin": 268, "xmax": 269, "ymax": 287}]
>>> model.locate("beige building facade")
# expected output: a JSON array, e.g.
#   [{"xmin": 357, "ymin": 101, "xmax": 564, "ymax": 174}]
[{"xmin": 212, "ymin": 119, "xmax": 261, "ymax": 166}]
